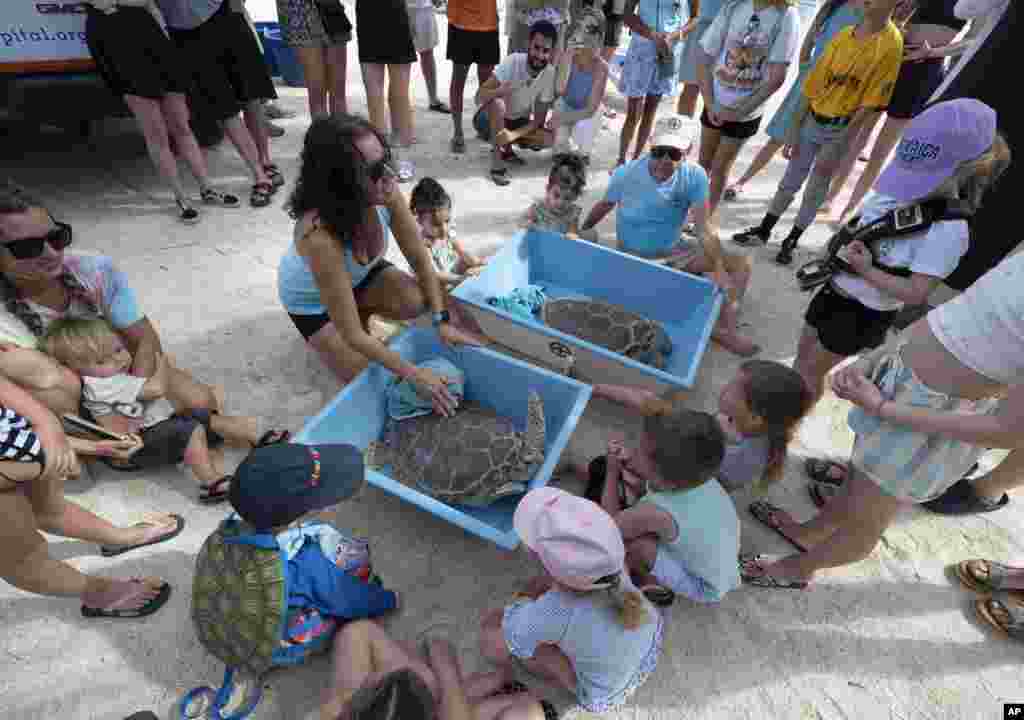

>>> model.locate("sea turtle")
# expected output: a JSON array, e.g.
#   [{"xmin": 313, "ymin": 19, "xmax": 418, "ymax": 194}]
[
  {"xmin": 541, "ymin": 298, "xmax": 673, "ymax": 369},
  {"xmin": 365, "ymin": 391, "xmax": 546, "ymax": 507}
]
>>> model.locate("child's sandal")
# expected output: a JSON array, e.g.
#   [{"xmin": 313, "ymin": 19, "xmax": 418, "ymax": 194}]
[
  {"xmin": 263, "ymin": 164, "xmax": 285, "ymax": 188},
  {"xmin": 176, "ymin": 197, "xmax": 200, "ymax": 225},
  {"xmin": 250, "ymin": 182, "xmax": 274, "ymax": 207},
  {"xmin": 199, "ymin": 475, "xmax": 232, "ymax": 504}
]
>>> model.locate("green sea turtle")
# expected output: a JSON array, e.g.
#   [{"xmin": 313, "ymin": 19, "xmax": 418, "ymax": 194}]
[
  {"xmin": 541, "ymin": 298, "xmax": 673, "ymax": 369},
  {"xmin": 365, "ymin": 391, "xmax": 546, "ymax": 507}
]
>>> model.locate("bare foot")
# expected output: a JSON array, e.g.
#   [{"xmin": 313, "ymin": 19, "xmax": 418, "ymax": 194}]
[{"xmin": 81, "ymin": 576, "xmax": 167, "ymax": 612}]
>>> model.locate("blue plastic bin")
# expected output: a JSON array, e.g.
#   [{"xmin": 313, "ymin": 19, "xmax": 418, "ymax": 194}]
[
  {"xmin": 260, "ymin": 26, "xmax": 306, "ymax": 87},
  {"xmin": 453, "ymin": 229, "xmax": 723, "ymax": 391},
  {"xmin": 293, "ymin": 328, "xmax": 591, "ymax": 550},
  {"xmin": 253, "ymin": 22, "xmax": 281, "ymax": 77}
]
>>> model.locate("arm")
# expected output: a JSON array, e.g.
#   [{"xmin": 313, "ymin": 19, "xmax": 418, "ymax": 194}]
[
  {"xmin": 428, "ymin": 641, "xmax": 474, "ymax": 720},
  {"xmin": 954, "ymin": 0, "xmax": 1007, "ymax": 20},
  {"xmin": 615, "ymin": 504, "xmax": 678, "ymax": 543},
  {"xmin": 119, "ymin": 317, "xmax": 162, "ymax": 378},
  {"xmin": 138, "ymin": 353, "xmax": 169, "ymax": 400},
  {"xmin": 556, "ymin": 61, "xmax": 611, "ymax": 126},
  {"xmin": 388, "ymin": 190, "xmax": 446, "ymax": 318},
  {"xmin": 592, "ymin": 383, "xmax": 672, "ymax": 415},
  {"xmin": 580, "ymin": 199, "xmax": 615, "ymax": 233},
  {"xmin": 601, "ymin": 449, "xmax": 625, "ymax": 515},
  {"xmin": 851, "ymin": 264, "xmax": 941, "ymax": 306},
  {"xmin": 0, "ymin": 375, "xmax": 70, "ymax": 464},
  {"xmin": 725, "ymin": 63, "xmax": 788, "ymax": 119}
]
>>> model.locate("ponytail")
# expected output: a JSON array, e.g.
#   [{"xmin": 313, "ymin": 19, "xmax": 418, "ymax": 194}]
[{"xmin": 599, "ymin": 573, "xmax": 652, "ymax": 630}]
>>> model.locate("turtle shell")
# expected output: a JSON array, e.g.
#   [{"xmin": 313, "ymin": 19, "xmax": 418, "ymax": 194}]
[
  {"xmin": 542, "ymin": 298, "xmax": 671, "ymax": 368},
  {"xmin": 192, "ymin": 518, "xmax": 286, "ymax": 677},
  {"xmin": 385, "ymin": 398, "xmax": 544, "ymax": 507}
]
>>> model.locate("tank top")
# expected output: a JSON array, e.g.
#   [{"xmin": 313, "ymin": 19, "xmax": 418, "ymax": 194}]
[
  {"xmin": 277, "ymin": 207, "xmax": 392, "ymax": 315},
  {"xmin": 927, "ymin": 250, "xmax": 1024, "ymax": 385},
  {"xmin": 564, "ymin": 65, "xmax": 595, "ymax": 110}
]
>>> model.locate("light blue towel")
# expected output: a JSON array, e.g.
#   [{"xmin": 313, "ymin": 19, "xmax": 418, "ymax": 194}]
[
  {"xmin": 486, "ymin": 285, "xmax": 548, "ymax": 319},
  {"xmin": 386, "ymin": 357, "xmax": 465, "ymax": 421}
]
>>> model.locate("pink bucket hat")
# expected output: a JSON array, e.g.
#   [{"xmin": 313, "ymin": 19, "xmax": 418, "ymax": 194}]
[
  {"xmin": 513, "ymin": 487, "xmax": 625, "ymax": 591},
  {"xmin": 875, "ymin": 98, "xmax": 996, "ymax": 203}
]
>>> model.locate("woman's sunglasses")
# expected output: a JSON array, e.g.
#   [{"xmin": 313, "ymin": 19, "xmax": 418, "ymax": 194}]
[
  {"xmin": 650, "ymin": 146, "xmax": 683, "ymax": 162},
  {"xmin": 4, "ymin": 220, "xmax": 72, "ymax": 260}
]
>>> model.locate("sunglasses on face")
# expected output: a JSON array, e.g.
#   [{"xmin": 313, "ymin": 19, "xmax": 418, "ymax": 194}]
[
  {"xmin": 4, "ymin": 220, "xmax": 72, "ymax": 260},
  {"xmin": 366, "ymin": 148, "xmax": 397, "ymax": 182},
  {"xmin": 650, "ymin": 146, "xmax": 683, "ymax": 162}
]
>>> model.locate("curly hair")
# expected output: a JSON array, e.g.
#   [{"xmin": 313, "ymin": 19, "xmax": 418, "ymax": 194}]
[
  {"xmin": 285, "ymin": 114, "xmax": 391, "ymax": 252},
  {"xmin": 409, "ymin": 177, "xmax": 452, "ymax": 215},
  {"xmin": 548, "ymin": 152, "xmax": 588, "ymax": 199}
]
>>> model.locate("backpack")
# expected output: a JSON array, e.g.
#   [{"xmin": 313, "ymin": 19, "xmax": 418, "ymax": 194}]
[{"xmin": 179, "ymin": 515, "xmax": 371, "ymax": 720}]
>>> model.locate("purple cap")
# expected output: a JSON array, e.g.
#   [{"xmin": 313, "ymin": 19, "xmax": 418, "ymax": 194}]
[{"xmin": 875, "ymin": 99, "xmax": 996, "ymax": 203}]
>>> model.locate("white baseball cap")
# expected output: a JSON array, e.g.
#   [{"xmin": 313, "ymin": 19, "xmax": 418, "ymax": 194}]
[{"xmin": 649, "ymin": 115, "xmax": 698, "ymax": 151}]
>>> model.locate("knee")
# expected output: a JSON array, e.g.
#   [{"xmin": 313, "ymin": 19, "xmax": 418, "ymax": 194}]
[
  {"xmin": 182, "ymin": 424, "xmax": 209, "ymax": 465},
  {"xmin": 479, "ymin": 621, "xmax": 511, "ymax": 665}
]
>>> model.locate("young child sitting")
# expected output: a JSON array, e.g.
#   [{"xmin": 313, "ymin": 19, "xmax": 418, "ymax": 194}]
[
  {"xmin": 480, "ymin": 487, "xmax": 662, "ymax": 714},
  {"xmin": 609, "ymin": 407, "xmax": 740, "ymax": 607},
  {"xmin": 522, "ymin": 153, "xmax": 598, "ymax": 241},
  {"xmin": 42, "ymin": 317, "xmax": 290, "ymax": 504},
  {"xmin": 410, "ymin": 177, "xmax": 485, "ymax": 288},
  {"xmin": 227, "ymin": 443, "xmax": 399, "ymax": 644}
]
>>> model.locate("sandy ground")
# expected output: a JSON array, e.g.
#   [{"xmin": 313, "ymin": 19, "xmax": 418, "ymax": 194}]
[{"xmin": 1, "ymin": 12, "xmax": 1022, "ymax": 720}]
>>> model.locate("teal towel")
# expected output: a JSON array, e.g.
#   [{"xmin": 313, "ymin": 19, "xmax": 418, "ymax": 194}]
[
  {"xmin": 386, "ymin": 357, "xmax": 465, "ymax": 421},
  {"xmin": 486, "ymin": 285, "xmax": 547, "ymax": 319}
]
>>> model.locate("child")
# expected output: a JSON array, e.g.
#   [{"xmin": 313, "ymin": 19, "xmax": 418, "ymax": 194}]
[
  {"xmin": 409, "ymin": 177, "xmax": 485, "ymax": 287},
  {"xmin": 408, "ymin": 0, "xmax": 451, "ymax": 114},
  {"xmin": 480, "ymin": 487, "xmax": 662, "ymax": 713},
  {"xmin": 227, "ymin": 443, "xmax": 399, "ymax": 646},
  {"xmin": 695, "ymin": 0, "xmax": 801, "ymax": 217},
  {"xmin": 732, "ymin": 0, "xmax": 906, "ymax": 265},
  {"xmin": 521, "ymin": 152, "xmax": 597, "ymax": 240},
  {"xmin": 42, "ymin": 317, "xmax": 290, "ymax": 504},
  {"xmin": 447, "ymin": 0, "xmax": 501, "ymax": 153},
  {"xmin": 582, "ymin": 358, "xmax": 812, "ymax": 506}
]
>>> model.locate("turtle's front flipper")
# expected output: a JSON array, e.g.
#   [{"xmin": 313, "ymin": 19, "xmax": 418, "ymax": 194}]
[
  {"xmin": 523, "ymin": 390, "xmax": 546, "ymax": 462},
  {"xmin": 364, "ymin": 441, "xmax": 389, "ymax": 471}
]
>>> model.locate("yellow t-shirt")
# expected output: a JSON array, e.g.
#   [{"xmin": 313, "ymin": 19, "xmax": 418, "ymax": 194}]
[{"xmin": 802, "ymin": 21, "xmax": 904, "ymax": 119}]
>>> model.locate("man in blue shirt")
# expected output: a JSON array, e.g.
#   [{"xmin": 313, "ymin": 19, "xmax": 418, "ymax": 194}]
[{"xmin": 579, "ymin": 116, "xmax": 760, "ymax": 356}]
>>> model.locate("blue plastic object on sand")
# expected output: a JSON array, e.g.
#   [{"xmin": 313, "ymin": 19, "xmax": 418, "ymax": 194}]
[
  {"xmin": 294, "ymin": 328, "xmax": 591, "ymax": 550},
  {"xmin": 453, "ymin": 229, "xmax": 723, "ymax": 390}
]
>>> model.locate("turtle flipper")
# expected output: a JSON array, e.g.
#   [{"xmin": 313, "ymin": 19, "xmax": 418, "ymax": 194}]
[
  {"xmin": 523, "ymin": 391, "xmax": 546, "ymax": 462},
  {"xmin": 364, "ymin": 441, "xmax": 389, "ymax": 472}
]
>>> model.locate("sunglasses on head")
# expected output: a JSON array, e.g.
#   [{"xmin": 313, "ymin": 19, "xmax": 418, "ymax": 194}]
[
  {"xmin": 650, "ymin": 146, "xmax": 683, "ymax": 162},
  {"xmin": 4, "ymin": 219, "xmax": 72, "ymax": 260}
]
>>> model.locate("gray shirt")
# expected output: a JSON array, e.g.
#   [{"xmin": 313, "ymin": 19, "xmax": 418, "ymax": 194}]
[{"xmin": 154, "ymin": 0, "xmax": 222, "ymax": 29}]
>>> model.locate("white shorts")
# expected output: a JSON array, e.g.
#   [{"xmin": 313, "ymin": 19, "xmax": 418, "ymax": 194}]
[{"xmin": 408, "ymin": 6, "xmax": 439, "ymax": 52}]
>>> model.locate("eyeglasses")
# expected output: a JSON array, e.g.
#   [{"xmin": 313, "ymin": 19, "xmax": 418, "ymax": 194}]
[
  {"xmin": 4, "ymin": 219, "xmax": 72, "ymax": 260},
  {"xmin": 650, "ymin": 146, "xmax": 683, "ymax": 162}
]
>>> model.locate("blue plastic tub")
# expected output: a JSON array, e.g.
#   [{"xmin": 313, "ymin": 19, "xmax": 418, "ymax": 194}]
[
  {"xmin": 253, "ymin": 22, "xmax": 281, "ymax": 77},
  {"xmin": 293, "ymin": 328, "xmax": 591, "ymax": 549},
  {"xmin": 452, "ymin": 229, "xmax": 723, "ymax": 391},
  {"xmin": 260, "ymin": 26, "xmax": 305, "ymax": 87}
]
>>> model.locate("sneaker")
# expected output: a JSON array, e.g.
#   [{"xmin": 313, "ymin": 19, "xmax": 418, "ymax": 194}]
[
  {"xmin": 732, "ymin": 226, "xmax": 770, "ymax": 247},
  {"xmin": 775, "ymin": 236, "xmax": 799, "ymax": 265}
]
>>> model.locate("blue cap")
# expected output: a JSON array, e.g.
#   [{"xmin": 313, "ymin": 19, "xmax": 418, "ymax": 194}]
[{"xmin": 229, "ymin": 443, "xmax": 365, "ymax": 529}]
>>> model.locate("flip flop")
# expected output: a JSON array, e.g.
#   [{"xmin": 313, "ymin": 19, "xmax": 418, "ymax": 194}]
[
  {"xmin": 81, "ymin": 579, "xmax": 172, "ymax": 619},
  {"xmin": 748, "ymin": 501, "xmax": 808, "ymax": 553},
  {"xmin": 739, "ymin": 554, "xmax": 809, "ymax": 590},
  {"xmin": 100, "ymin": 514, "xmax": 185, "ymax": 557},
  {"xmin": 805, "ymin": 458, "xmax": 848, "ymax": 508},
  {"xmin": 955, "ymin": 559, "xmax": 1024, "ymax": 595},
  {"xmin": 974, "ymin": 591, "xmax": 1024, "ymax": 642},
  {"xmin": 490, "ymin": 167, "xmax": 510, "ymax": 186},
  {"xmin": 429, "ymin": 100, "xmax": 452, "ymax": 114},
  {"xmin": 199, "ymin": 475, "xmax": 232, "ymax": 505},
  {"xmin": 263, "ymin": 163, "xmax": 286, "ymax": 188},
  {"xmin": 255, "ymin": 429, "xmax": 291, "ymax": 447}
]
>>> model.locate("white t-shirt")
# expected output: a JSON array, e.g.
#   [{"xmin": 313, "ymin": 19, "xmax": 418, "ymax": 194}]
[
  {"xmin": 82, "ymin": 374, "xmax": 175, "ymax": 430},
  {"xmin": 832, "ymin": 192, "xmax": 970, "ymax": 312},
  {"xmin": 492, "ymin": 53, "xmax": 557, "ymax": 120},
  {"xmin": 700, "ymin": 0, "xmax": 800, "ymax": 120},
  {"xmin": 928, "ymin": 250, "xmax": 1024, "ymax": 385}
]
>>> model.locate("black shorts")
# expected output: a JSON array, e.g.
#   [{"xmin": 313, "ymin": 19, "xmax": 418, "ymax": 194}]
[
  {"xmin": 168, "ymin": 0, "xmax": 277, "ymax": 122},
  {"xmin": 805, "ymin": 283, "xmax": 897, "ymax": 357},
  {"xmin": 288, "ymin": 260, "xmax": 394, "ymax": 340},
  {"xmin": 887, "ymin": 57, "xmax": 944, "ymax": 119},
  {"xmin": 446, "ymin": 24, "xmax": 501, "ymax": 66},
  {"xmin": 356, "ymin": 0, "xmax": 417, "ymax": 64},
  {"xmin": 131, "ymin": 409, "xmax": 225, "ymax": 469},
  {"xmin": 700, "ymin": 107, "xmax": 762, "ymax": 140},
  {"xmin": 86, "ymin": 6, "xmax": 192, "ymax": 100},
  {"xmin": 602, "ymin": 0, "xmax": 624, "ymax": 48}
]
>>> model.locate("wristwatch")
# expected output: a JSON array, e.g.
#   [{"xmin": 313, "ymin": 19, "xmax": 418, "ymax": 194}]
[{"xmin": 431, "ymin": 310, "xmax": 450, "ymax": 327}]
